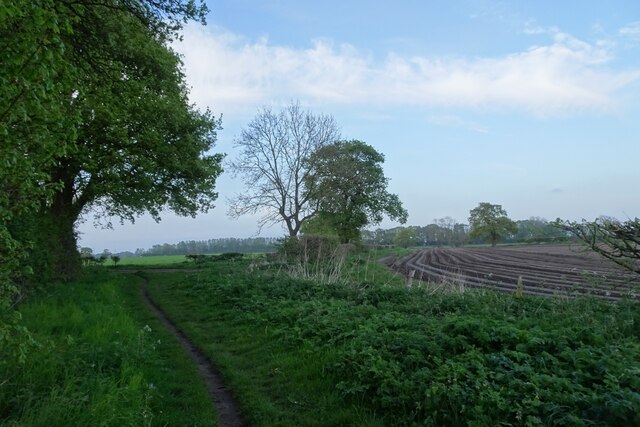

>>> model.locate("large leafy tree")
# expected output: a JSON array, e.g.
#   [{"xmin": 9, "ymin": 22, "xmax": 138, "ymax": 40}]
[
  {"xmin": 2, "ymin": 0, "xmax": 221, "ymax": 281},
  {"xmin": 468, "ymin": 202, "xmax": 517, "ymax": 246},
  {"xmin": 305, "ymin": 140, "xmax": 408, "ymax": 243},
  {"xmin": 229, "ymin": 102, "xmax": 340, "ymax": 238},
  {"xmin": 1, "ymin": 1, "xmax": 79, "ymax": 296}
]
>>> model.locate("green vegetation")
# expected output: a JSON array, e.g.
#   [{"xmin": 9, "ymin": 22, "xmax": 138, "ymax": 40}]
[
  {"xmin": 229, "ymin": 101, "xmax": 340, "ymax": 238},
  {"xmin": 0, "ymin": 271, "xmax": 216, "ymax": 426},
  {"xmin": 469, "ymin": 202, "xmax": 519, "ymax": 247},
  {"xmin": 117, "ymin": 255, "xmax": 192, "ymax": 267},
  {"xmin": 143, "ymin": 255, "xmax": 640, "ymax": 426},
  {"xmin": 305, "ymin": 140, "xmax": 408, "ymax": 243},
  {"xmin": 141, "ymin": 236, "xmax": 279, "ymax": 256},
  {"xmin": 363, "ymin": 216, "xmax": 568, "ymax": 248},
  {"xmin": 2, "ymin": 0, "xmax": 221, "ymax": 284}
]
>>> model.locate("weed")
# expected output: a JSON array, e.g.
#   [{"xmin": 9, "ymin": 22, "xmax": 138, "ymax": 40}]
[{"xmin": 144, "ymin": 257, "xmax": 640, "ymax": 426}]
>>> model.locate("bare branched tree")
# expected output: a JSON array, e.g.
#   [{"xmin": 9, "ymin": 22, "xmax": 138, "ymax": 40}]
[
  {"xmin": 228, "ymin": 102, "xmax": 340, "ymax": 238},
  {"xmin": 556, "ymin": 217, "xmax": 640, "ymax": 274}
]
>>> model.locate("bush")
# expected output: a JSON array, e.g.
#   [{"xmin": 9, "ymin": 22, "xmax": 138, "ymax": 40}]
[
  {"xmin": 277, "ymin": 235, "xmax": 340, "ymax": 263},
  {"xmin": 213, "ymin": 252, "xmax": 244, "ymax": 261}
]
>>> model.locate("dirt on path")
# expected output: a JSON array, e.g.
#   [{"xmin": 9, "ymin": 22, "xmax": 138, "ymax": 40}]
[{"xmin": 135, "ymin": 273, "xmax": 249, "ymax": 427}]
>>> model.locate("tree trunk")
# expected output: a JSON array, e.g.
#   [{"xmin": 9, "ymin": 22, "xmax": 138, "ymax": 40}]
[
  {"xmin": 31, "ymin": 207, "xmax": 81, "ymax": 281},
  {"xmin": 30, "ymin": 170, "xmax": 84, "ymax": 281}
]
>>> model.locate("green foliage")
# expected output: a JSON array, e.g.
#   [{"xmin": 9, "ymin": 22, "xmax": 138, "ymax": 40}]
[
  {"xmin": 145, "ymin": 259, "xmax": 640, "ymax": 426},
  {"xmin": 306, "ymin": 140, "xmax": 408, "ymax": 243},
  {"xmin": 468, "ymin": 202, "xmax": 518, "ymax": 246},
  {"xmin": 393, "ymin": 227, "xmax": 418, "ymax": 248},
  {"xmin": 118, "ymin": 255, "xmax": 190, "ymax": 266},
  {"xmin": 1, "ymin": 0, "xmax": 220, "ymax": 283},
  {"xmin": 0, "ymin": 271, "xmax": 216, "ymax": 426},
  {"xmin": 0, "ymin": 0, "xmax": 78, "ymax": 323},
  {"xmin": 185, "ymin": 252, "xmax": 245, "ymax": 264},
  {"xmin": 514, "ymin": 217, "xmax": 568, "ymax": 243},
  {"xmin": 142, "ymin": 237, "xmax": 279, "ymax": 256}
]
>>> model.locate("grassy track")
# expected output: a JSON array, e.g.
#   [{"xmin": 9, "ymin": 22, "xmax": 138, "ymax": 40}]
[
  {"xmin": 145, "ymin": 269, "xmax": 387, "ymax": 426},
  {"xmin": 0, "ymin": 270, "xmax": 216, "ymax": 426},
  {"xmin": 4, "ymin": 249, "xmax": 640, "ymax": 426},
  {"xmin": 145, "ymin": 255, "xmax": 640, "ymax": 426}
]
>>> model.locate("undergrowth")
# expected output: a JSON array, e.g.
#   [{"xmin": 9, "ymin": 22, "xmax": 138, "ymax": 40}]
[
  {"xmin": 146, "ymin": 255, "xmax": 640, "ymax": 426},
  {"xmin": 0, "ymin": 270, "xmax": 216, "ymax": 426}
]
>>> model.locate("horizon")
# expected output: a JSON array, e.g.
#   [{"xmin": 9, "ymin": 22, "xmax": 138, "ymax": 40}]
[{"xmin": 78, "ymin": 0, "xmax": 640, "ymax": 253}]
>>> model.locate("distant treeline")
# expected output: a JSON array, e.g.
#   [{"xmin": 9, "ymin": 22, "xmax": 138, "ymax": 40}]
[
  {"xmin": 138, "ymin": 237, "xmax": 279, "ymax": 256},
  {"xmin": 362, "ymin": 217, "xmax": 571, "ymax": 247},
  {"xmin": 135, "ymin": 218, "xmax": 570, "ymax": 256}
]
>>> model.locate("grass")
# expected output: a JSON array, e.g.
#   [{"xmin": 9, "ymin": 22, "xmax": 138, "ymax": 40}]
[
  {"xmin": 116, "ymin": 255, "xmax": 190, "ymax": 266},
  {"xmin": 144, "ymin": 268, "xmax": 386, "ymax": 426},
  {"xmin": 5, "ymin": 247, "xmax": 639, "ymax": 426},
  {"xmin": 0, "ymin": 270, "xmax": 216, "ymax": 426},
  {"xmin": 144, "ymin": 253, "xmax": 640, "ymax": 426},
  {"xmin": 112, "ymin": 253, "xmax": 266, "ymax": 267}
]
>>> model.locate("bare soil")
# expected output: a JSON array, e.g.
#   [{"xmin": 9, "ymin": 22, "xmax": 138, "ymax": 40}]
[{"xmin": 387, "ymin": 245, "xmax": 639, "ymax": 300}]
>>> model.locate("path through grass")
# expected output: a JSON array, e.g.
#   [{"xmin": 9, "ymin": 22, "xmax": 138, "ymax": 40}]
[
  {"xmin": 0, "ymin": 270, "xmax": 217, "ymax": 426},
  {"xmin": 145, "ymin": 256, "xmax": 640, "ymax": 426}
]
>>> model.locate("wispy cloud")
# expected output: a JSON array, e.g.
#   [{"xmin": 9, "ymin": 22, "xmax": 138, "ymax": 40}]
[
  {"xmin": 176, "ymin": 25, "xmax": 640, "ymax": 115},
  {"xmin": 619, "ymin": 21, "xmax": 640, "ymax": 41}
]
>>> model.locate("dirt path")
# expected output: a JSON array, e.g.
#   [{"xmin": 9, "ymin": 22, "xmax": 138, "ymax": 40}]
[{"xmin": 136, "ymin": 273, "xmax": 248, "ymax": 427}]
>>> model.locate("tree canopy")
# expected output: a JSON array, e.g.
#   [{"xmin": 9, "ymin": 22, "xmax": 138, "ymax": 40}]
[
  {"xmin": 468, "ymin": 202, "xmax": 517, "ymax": 246},
  {"xmin": 305, "ymin": 140, "xmax": 408, "ymax": 243},
  {"xmin": 228, "ymin": 102, "xmax": 340, "ymax": 237},
  {"xmin": 2, "ymin": 0, "xmax": 222, "ymax": 281}
]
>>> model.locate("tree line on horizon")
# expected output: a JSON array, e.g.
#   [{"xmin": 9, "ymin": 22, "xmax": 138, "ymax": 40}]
[
  {"xmin": 135, "ymin": 237, "xmax": 281, "ymax": 257},
  {"xmin": 124, "ymin": 214, "xmax": 568, "ymax": 257},
  {"xmin": 363, "ymin": 216, "xmax": 570, "ymax": 248}
]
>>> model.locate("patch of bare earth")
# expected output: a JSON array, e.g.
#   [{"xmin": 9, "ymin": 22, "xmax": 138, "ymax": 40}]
[{"xmin": 388, "ymin": 245, "xmax": 638, "ymax": 300}]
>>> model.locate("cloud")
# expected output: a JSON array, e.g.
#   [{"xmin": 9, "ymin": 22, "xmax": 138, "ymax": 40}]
[
  {"xmin": 175, "ymin": 25, "xmax": 640, "ymax": 116},
  {"xmin": 551, "ymin": 188, "xmax": 564, "ymax": 194},
  {"xmin": 620, "ymin": 21, "xmax": 640, "ymax": 41}
]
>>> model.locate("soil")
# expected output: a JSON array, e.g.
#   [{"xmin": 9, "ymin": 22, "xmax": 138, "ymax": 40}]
[
  {"xmin": 387, "ymin": 245, "xmax": 638, "ymax": 300},
  {"xmin": 135, "ymin": 273, "xmax": 249, "ymax": 427}
]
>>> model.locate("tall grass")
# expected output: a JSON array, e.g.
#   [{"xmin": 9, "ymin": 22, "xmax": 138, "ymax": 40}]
[
  {"xmin": 145, "ymin": 254, "xmax": 640, "ymax": 426},
  {"xmin": 0, "ymin": 271, "xmax": 216, "ymax": 426}
]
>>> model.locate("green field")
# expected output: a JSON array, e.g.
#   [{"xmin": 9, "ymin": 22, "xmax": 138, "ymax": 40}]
[
  {"xmin": 114, "ymin": 253, "xmax": 266, "ymax": 267},
  {"xmin": 116, "ymin": 255, "xmax": 190, "ymax": 266},
  {"xmin": 4, "ymin": 250, "xmax": 640, "ymax": 426}
]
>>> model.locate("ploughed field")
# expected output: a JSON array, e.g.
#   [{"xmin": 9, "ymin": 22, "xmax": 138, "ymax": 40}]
[{"xmin": 386, "ymin": 245, "xmax": 638, "ymax": 300}]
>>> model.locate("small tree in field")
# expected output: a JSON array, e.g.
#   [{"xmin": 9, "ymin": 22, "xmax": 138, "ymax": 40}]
[
  {"xmin": 468, "ymin": 202, "xmax": 517, "ymax": 246},
  {"xmin": 110, "ymin": 255, "xmax": 121, "ymax": 267}
]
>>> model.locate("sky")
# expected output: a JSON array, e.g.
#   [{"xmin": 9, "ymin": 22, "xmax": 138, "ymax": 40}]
[{"xmin": 78, "ymin": 0, "xmax": 640, "ymax": 253}]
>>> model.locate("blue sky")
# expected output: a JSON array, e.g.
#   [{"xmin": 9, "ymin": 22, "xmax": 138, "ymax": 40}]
[{"xmin": 78, "ymin": 0, "xmax": 640, "ymax": 252}]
